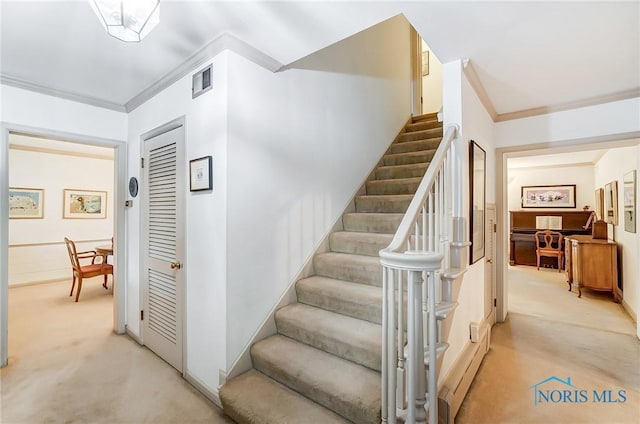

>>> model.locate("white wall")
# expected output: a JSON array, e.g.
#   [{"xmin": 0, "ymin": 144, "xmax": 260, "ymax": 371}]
[
  {"xmin": 1, "ymin": 85, "xmax": 128, "ymax": 365},
  {"xmin": 594, "ymin": 146, "xmax": 639, "ymax": 327},
  {"xmin": 225, "ymin": 15, "xmax": 412, "ymax": 369},
  {"xmin": 1, "ymin": 85, "xmax": 127, "ymax": 141},
  {"xmin": 9, "ymin": 146, "xmax": 114, "ymax": 285},
  {"xmin": 127, "ymin": 52, "xmax": 229, "ymax": 394},
  {"xmin": 494, "ymin": 97, "xmax": 640, "ymax": 148},
  {"xmin": 421, "ymin": 41, "xmax": 443, "ymax": 114},
  {"xmin": 507, "ymin": 165, "xmax": 595, "ymax": 212},
  {"xmin": 439, "ymin": 59, "xmax": 496, "ymax": 376}
]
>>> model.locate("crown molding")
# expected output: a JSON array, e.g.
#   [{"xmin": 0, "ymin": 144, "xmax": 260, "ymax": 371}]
[
  {"xmin": 125, "ymin": 33, "xmax": 283, "ymax": 112},
  {"xmin": 462, "ymin": 59, "xmax": 498, "ymax": 121},
  {"xmin": 462, "ymin": 59, "xmax": 640, "ymax": 123},
  {"xmin": 9, "ymin": 143, "xmax": 113, "ymax": 160},
  {"xmin": 0, "ymin": 74, "xmax": 126, "ymax": 112},
  {"xmin": 2, "ymin": 33, "xmax": 282, "ymax": 115},
  {"xmin": 494, "ymin": 88, "xmax": 640, "ymax": 122}
]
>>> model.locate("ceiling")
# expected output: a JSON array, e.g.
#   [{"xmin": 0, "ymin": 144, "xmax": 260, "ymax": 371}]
[{"xmin": 1, "ymin": 1, "xmax": 638, "ymax": 114}]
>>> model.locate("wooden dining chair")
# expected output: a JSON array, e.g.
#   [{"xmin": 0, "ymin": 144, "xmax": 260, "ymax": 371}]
[
  {"xmin": 534, "ymin": 230, "xmax": 564, "ymax": 272},
  {"xmin": 64, "ymin": 237, "xmax": 113, "ymax": 302}
]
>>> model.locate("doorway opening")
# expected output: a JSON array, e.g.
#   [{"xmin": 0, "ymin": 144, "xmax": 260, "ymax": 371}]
[{"xmin": 1, "ymin": 123, "xmax": 127, "ymax": 367}]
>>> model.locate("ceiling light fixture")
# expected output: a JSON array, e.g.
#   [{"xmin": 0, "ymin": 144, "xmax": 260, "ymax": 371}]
[{"xmin": 89, "ymin": 0, "xmax": 160, "ymax": 42}]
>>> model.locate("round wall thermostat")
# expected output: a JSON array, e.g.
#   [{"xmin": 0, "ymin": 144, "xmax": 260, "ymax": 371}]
[{"xmin": 129, "ymin": 177, "xmax": 139, "ymax": 198}]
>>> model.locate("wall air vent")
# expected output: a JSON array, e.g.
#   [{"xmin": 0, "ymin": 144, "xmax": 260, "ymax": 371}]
[{"xmin": 192, "ymin": 64, "xmax": 212, "ymax": 99}]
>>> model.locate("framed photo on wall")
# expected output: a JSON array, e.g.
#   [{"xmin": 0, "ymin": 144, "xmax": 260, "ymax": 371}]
[
  {"xmin": 594, "ymin": 188, "xmax": 604, "ymax": 220},
  {"xmin": 469, "ymin": 140, "xmax": 486, "ymax": 264},
  {"xmin": 190, "ymin": 156, "xmax": 213, "ymax": 191},
  {"xmin": 63, "ymin": 189, "xmax": 107, "ymax": 219},
  {"xmin": 604, "ymin": 181, "xmax": 618, "ymax": 225},
  {"xmin": 9, "ymin": 187, "xmax": 44, "ymax": 219},
  {"xmin": 623, "ymin": 171, "xmax": 636, "ymax": 233},
  {"xmin": 521, "ymin": 185, "xmax": 576, "ymax": 208}
]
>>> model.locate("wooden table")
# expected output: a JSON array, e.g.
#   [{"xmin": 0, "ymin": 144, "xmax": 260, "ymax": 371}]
[{"xmin": 96, "ymin": 245, "xmax": 113, "ymax": 289}]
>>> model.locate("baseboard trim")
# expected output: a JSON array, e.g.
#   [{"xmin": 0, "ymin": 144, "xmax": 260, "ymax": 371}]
[
  {"xmin": 185, "ymin": 371, "xmax": 222, "ymax": 408},
  {"xmin": 621, "ymin": 297, "xmax": 637, "ymax": 323},
  {"xmin": 125, "ymin": 326, "xmax": 143, "ymax": 345},
  {"xmin": 438, "ymin": 322, "xmax": 491, "ymax": 424}
]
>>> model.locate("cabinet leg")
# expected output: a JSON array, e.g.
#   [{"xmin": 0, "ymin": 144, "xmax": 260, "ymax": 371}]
[{"xmin": 578, "ymin": 285, "xmax": 582, "ymax": 298}]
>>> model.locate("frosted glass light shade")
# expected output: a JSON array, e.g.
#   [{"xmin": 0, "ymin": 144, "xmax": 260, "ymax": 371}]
[{"xmin": 90, "ymin": 0, "xmax": 160, "ymax": 42}]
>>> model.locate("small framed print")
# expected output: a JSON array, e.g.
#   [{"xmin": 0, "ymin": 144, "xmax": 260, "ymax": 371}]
[
  {"xmin": 9, "ymin": 187, "xmax": 44, "ymax": 219},
  {"xmin": 190, "ymin": 156, "xmax": 213, "ymax": 191},
  {"xmin": 63, "ymin": 189, "xmax": 107, "ymax": 219}
]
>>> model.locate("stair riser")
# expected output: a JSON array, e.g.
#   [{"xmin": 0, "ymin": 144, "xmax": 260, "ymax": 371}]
[
  {"xmin": 329, "ymin": 233, "xmax": 392, "ymax": 257},
  {"xmin": 388, "ymin": 138, "xmax": 440, "ymax": 155},
  {"xmin": 314, "ymin": 256, "xmax": 383, "ymax": 287},
  {"xmin": 275, "ymin": 313, "xmax": 382, "ymax": 372},
  {"xmin": 405, "ymin": 120, "xmax": 442, "ymax": 132},
  {"xmin": 366, "ymin": 179, "xmax": 419, "ymax": 195},
  {"xmin": 342, "ymin": 214, "xmax": 403, "ymax": 234},
  {"xmin": 375, "ymin": 164, "xmax": 428, "ymax": 180},
  {"xmin": 355, "ymin": 196, "xmax": 412, "ymax": 213},
  {"xmin": 297, "ymin": 285, "xmax": 382, "ymax": 324},
  {"xmin": 411, "ymin": 113, "xmax": 439, "ymax": 123},
  {"xmin": 383, "ymin": 150, "xmax": 435, "ymax": 166},
  {"xmin": 399, "ymin": 128, "xmax": 442, "ymax": 143},
  {"xmin": 251, "ymin": 337, "xmax": 381, "ymax": 424}
]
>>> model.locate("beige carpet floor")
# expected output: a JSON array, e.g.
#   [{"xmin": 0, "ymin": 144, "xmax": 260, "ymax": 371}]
[
  {"xmin": 0, "ymin": 279, "xmax": 232, "ymax": 424},
  {"xmin": 456, "ymin": 266, "xmax": 640, "ymax": 424}
]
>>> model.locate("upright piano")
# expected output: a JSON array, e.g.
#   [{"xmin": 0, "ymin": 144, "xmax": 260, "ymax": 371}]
[{"xmin": 509, "ymin": 211, "xmax": 593, "ymax": 269}]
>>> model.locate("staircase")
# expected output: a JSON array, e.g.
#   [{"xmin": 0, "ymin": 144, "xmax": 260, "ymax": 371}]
[{"xmin": 220, "ymin": 113, "xmax": 444, "ymax": 423}]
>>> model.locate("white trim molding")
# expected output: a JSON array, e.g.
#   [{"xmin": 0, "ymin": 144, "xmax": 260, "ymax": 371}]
[
  {"xmin": 462, "ymin": 59, "xmax": 640, "ymax": 123},
  {"xmin": 125, "ymin": 33, "xmax": 282, "ymax": 112}
]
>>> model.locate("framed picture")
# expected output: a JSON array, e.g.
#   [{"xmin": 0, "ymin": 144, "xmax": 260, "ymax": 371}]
[
  {"xmin": 9, "ymin": 187, "xmax": 44, "ymax": 219},
  {"xmin": 521, "ymin": 185, "xmax": 576, "ymax": 208},
  {"xmin": 594, "ymin": 188, "xmax": 604, "ymax": 220},
  {"xmin": 469, "ymin": 140, "xmax": 486, "ymax": 265},
  {"xmin": 604, "ymin": 180, "xmax": 618, "ymax": 225},
  {"xmin": 623, "ymin": 171, "xmax": 635, "ymax": 232},
  {"xmin": 422, "ymin": 50, "xmax": 430, "ymax": 76},
  {"xmin": 63, "ymin": 189, "xmax": 107, "ymax": 219},
  {"xmin": 190, "ymin": 156, "xmax": 213, "ymax": 191}
]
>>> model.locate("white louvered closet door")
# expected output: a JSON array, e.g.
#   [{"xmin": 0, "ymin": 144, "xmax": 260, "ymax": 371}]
[{"xmin": 142, "ymin": 124, "xmax": 185, "ymax": 372}]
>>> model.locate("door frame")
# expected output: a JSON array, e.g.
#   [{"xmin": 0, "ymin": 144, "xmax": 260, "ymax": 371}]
[
  {"xmin": 410, "ymin": 27, "xmax": 423, "ymax": 116},
  {"xmin": 0, "ymin": 122, "xmax": 127, "ymax": 367},
  {"xmin": 485, "ymin": 203, "xmax": 497, "ymax": 325},
  {"xmin": 138, "ymin": 116, "xmax": 187, "ymax": 375}
]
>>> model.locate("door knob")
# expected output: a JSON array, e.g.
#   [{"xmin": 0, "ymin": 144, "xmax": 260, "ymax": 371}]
[
  {"xmin": 486, "ymin": 258, "xmax": 493, "ymax": 264},
  {"xmin": 170, "ymin": 261, "xmax": 182, "ymax": 270}
]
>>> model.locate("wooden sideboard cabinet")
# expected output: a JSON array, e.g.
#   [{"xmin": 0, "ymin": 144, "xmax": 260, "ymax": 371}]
[{"xmin": 565, "ymin": 235, "xmax": 619, "ymax": 302}]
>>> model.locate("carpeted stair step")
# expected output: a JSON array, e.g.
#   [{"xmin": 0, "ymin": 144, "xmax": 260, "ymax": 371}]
[
  {"xmin": 383, "ymin": 150, "xmax": 436, "ymax": 166},
  {"xmin": 405, "ymin": 119, "xmax": 442, "ymax": 132},
  {"xmin": 251, "ymin": 335, "xmax": 381, "ymax": 424},
  {"xmin": 329, "ymin": 231, "xmax": 393, "ymax": 256},
  {"xmin": 342, "ymin": 212, "xmax": 404, "ymax": 234},
  {"xmin": 398, "ymin": 127, "xmax": 443, "ymax": 143},
  {"xmin": 275, "ymin": 303, "xmax": 382, "ymax": 371},
  {"xmin": 355, "ymin": 194, "xmax": 413, "ymax": 213},
  {"xmin": 411, "ymin": 112, "xmax": 438, "ymax": 123},
  {"xmin": 387, "ymin": 138, "xmax": 441, "ymax": 155},
  {"xmin": 366, "ymin": 177, "xmax": 421, "ymax": 195},
  {"xmin": 314, "ymin": 252, "xmax": 383, "ymax": 286},
  {"xmin": 375, "ymin": 163, "xmax": 429, "ymax": 180},
  {"xmin": 219, "ymin": 369, "xmax": 350, "ymax": 424},
  {"xmin": 296, "ymin": 276, "xmax": 382, "ymax": 324}
]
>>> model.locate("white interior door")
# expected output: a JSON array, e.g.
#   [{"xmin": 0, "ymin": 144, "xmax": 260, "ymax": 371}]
[
  {"xmin": 485, "ymin": 205, "xmax": 497, "ymax": 324},
  {"xmin": 142, "ymin": 124, "xmax": 185, "ymax": 372}
]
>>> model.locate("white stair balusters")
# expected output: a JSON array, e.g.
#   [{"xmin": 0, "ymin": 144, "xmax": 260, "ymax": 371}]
[{"xmin": 380, "ymin": 125, "xmax": 461, "ymax": 424}]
